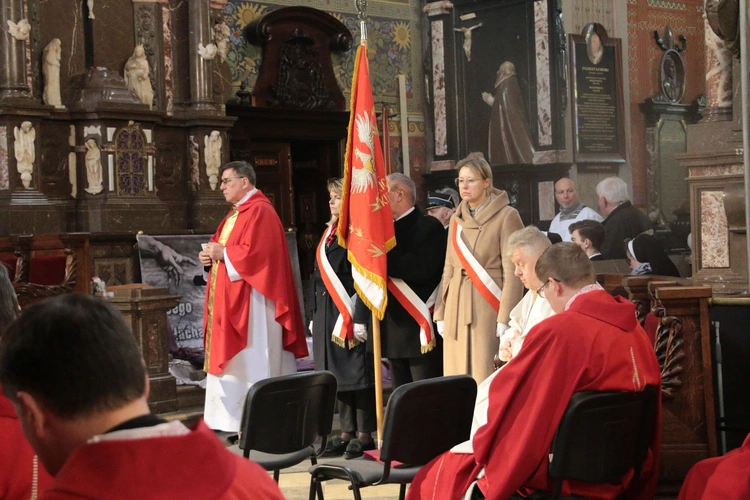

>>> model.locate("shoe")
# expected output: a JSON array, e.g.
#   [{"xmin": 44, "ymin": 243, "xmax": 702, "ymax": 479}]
[
  {"xmin": 344, "ymin": 438, "xmax": 376, "ymax": 459},
  {"xmin": 323, "ymin": 436, "xmax": 350, "ymax": 457}
]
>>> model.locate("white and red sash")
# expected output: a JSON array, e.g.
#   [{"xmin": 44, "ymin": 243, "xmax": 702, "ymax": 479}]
[
  {"xmin": 316, "ymin": 225, "xmax": 356, "ymax": 348},
  {"xmin": 387, "ymin": 278, "xmax": 438, "ymax": 353},
  {"xmin": 452, "ymin": 220, "xmax": 502, "ymax": 313}
]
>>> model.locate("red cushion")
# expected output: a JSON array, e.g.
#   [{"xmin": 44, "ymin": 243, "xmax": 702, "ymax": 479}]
[
  {"xmin": 0, "ymin": 259, "xmax": 15, "ymax": 281},
  {"xmin": 29, "ymin": 256, "xmax": 67, "ymax": 286}
]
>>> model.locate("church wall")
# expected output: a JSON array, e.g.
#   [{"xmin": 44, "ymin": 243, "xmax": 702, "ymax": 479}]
[
  {"xmin": 222, "ymin": 0, "xmax": 426, "ymax": 183},
  {"xmin": 626, "ymin": 0, "xmax": 705, "ymax": 208}
]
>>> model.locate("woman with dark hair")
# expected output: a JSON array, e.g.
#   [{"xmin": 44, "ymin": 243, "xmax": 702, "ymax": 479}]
[
  {"xmin": 309, "ymin": 178, "xmax": 376, "ymax": 459},
  {"xmin": 626, "ymin": 234, "xmax": 680, "ymax": 277},
  {"xmin": 0, "ymin": 264, "xmax": 52, "ymax": 498}
]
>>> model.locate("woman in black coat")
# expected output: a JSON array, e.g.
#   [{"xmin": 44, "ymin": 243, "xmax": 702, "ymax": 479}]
[{"xmin": 309, "ymin": 178, "xmax": 375, "ymax": 458}]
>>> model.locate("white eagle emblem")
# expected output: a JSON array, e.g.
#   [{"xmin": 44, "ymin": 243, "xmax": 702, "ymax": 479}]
[{"xmin": 351, "ymin": 111, "xmax": 377, "ymax": 194}]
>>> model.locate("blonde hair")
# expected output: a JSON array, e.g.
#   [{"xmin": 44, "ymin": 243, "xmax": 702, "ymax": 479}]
[
  {"xmin": 327, "ymin": 177, "xmax": 343, "ymax": 225},
  {"xmin": 456, "ymin": 152, "xmax": 493, "ymax": 187}
]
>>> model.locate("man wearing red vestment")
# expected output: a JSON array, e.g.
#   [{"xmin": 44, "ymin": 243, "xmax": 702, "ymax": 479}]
[
  {"xmin": 678, "ymin": 432, "xmax": 750, "ymax": 500},
  {"xmin": 199, "ymin": 161, "xmax": 307, "ymax": 432},
  {"xmin": 0, "ymin": 294, "xmax": 284, "ymax": 500},
  {"xmin": 406, "ymin": 243, "xmax": 662, "ymax": 500}
]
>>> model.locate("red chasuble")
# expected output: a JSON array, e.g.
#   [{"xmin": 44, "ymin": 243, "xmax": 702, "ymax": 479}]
[
  {"xmin": 406, "ymin": 290, "xmax": 662, "ymax": 500},
  {"xmin": 39, "ymin": 420, "xmax": 284, "ymax": 499},
  {"xmin": 203, "ymin": 191, "xmax": 307, "ymax": 374},
  {"xmin": 678, "ymin": 433, "xmax": 750, "ymax": 500},
  {"xmin": 0, "ymin": 391, "xmax": 52, "ymax": 499}
]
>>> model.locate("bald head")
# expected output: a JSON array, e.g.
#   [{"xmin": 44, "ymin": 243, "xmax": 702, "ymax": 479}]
[{"xmin": 555, "ymin": 178, "xmax": 579, "ymax": 211}]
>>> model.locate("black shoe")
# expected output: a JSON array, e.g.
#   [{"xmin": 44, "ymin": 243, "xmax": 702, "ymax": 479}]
[
  {"xmin": 323, "ymin": 436, "xmax": 350, "ymax": 457},
  {"xmin": 344, "ymin": 438, "xmax": 376, "ymax": 459}
]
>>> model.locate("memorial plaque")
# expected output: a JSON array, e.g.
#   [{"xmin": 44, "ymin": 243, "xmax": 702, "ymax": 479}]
[{"xmin": 570, "ymin": 24, "xmax": 626, "ymax": 164}]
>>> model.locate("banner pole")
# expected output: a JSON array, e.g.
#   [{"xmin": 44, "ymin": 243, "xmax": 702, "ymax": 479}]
[{"xmin": 371, "ymin": 311, "xmax": 384, "ymax": 446}]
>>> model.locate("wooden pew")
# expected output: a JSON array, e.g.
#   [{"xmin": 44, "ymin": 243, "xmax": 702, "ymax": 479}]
[{"xmin": 598, "ymin": 273, "xmax": 716, "ymax": 494}]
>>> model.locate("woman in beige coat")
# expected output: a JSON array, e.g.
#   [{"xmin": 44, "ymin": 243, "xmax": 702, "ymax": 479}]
[{"xmin": 434, "ymin": 152, "xmax": 524, "ymax": 384}]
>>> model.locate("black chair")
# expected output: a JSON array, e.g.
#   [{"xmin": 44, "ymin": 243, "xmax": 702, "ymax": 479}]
[
  {"xmin": 512, "ymin": 386, "xmax": 659, "ymax": 500},
  {"xmin": 239, "ymin": 371, "xmax": 337, "ymax": 484},
  {"xmin": 308, "ymin": 375, "xmax": 478, "ymax": 500}
]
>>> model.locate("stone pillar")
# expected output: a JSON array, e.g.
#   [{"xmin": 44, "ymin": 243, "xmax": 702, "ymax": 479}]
[
  {"xmin": 188, "ymin": 0, "xmax": 215, "ymax": 112},
  {"xmin": 701, "ymin": 14, "xmax": 733, "ymax": 122},
  {"xmin": 0, "ymin": 0, "xmax": 33, "ymax": 104},
  {"xmin": 423, "ymin": 0, "xmax": 455, "ymax": 171}
]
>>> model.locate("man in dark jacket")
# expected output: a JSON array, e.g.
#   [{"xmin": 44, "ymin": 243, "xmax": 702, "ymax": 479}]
[
  {"xmin": 596, "ymin": 177, "xmax": 651, "ymax": 259},
  {"xmin": 354, "ymin": 173, "xmax": 446, "ymax": 391}
]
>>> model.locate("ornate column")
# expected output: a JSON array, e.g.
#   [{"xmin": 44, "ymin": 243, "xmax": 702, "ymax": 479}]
[
  {"xmin": 423, "ymin": 0, "xmax": 455, "ymax": 171},
  {"xmin": 0, "ymin": 0, "xmax": 33, "ymax": 104},
  {"xmin": 133, "ymin": 0, "xmax": 166, "ymax": 111},
  {"xmin": 701, "ymin": 13, "xmax": 733, "ymax": 122},
  {"xmin": 188, "ymin": 0, "xmax": 216, "ymax": 112}
]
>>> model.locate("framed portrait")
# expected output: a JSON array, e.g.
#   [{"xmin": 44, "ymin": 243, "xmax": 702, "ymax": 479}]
[
  {"xmin": 569, "ymin": 23, "xmax": 626, "ymax": 164},
  {"xmin": 660, "ymin": 49, "xmax": 686, "ymax": 103}
]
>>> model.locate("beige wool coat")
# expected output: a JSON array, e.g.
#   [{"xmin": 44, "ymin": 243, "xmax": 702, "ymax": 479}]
[{"xmin": 434, "ymin": 188, "xmax": 524, "ymax": 384}]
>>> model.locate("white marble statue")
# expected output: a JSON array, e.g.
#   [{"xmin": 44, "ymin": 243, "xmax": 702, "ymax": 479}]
[
  {"xmin": 204, "ymin": 131, "xmax": 222, "ymax": 190},
  {"xmin": 84, "ymin": 139, "xmax": 103, "ymax": 195},
  {"xmin": 198, "ymin": 43, "xmax": 218, "ymax": 61},
  {"xmin": 454, "ymin": 23, "xmax": 482, "ymax": 61},
  {"xmin": 14, "ymin": 121, "xmax": 35, "ymax": 189},
  {"xmin": 87, "ymin": 0, "xmax": 95, "ymax": 19},
  {"xmin": 213, "ymin": 22, "xmax": 230, "ymax": 63},
  {"xmin": 7, "ymin": 18, "xmax": 31, "ymax": 41},
  {"xmin": 124, "ymin": 45, "xmax": 154, "ymax": 109},
  {"xmin": 43, "ymin": 38, "xmax": 63, "ymax": 107}
]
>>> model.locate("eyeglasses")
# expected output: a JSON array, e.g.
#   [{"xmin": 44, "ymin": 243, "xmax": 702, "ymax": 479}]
[
  {"xmin": 536, "ymin": 277, "xmax": 560, "ymax": 298},
  {"xmin": 220, "ymin": 176, "xmax": 246, "ymax": 185},
  {"xmin": 454, "ymin": 178, "xmax": 482, "ymax": 187}
]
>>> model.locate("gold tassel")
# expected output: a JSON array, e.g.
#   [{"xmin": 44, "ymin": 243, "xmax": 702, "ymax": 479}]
[{"xmin": 421, "ymin": 337, "xmax": 436, "ymax": 354}]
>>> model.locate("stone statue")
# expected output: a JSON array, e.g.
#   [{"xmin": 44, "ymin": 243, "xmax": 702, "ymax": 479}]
[
  {"xmin": 43, "ymin": 38, "xmax": 63, "ymax": 107},
  {"xmin": 84, "ymin": 139, "xmax": 103, "ymax": 195},
  {"xmin": 198, "ymin": 43, "xmax": 218, "ymax": 61},
  {"xmin": 204, "ymin": 131, "xmax": 222, "ymax": 190},
  {"xmin": 213, "ymin": 22, "xmax": 230, "ymax": 63},
  {"xmin": 14, "ymin": 121, "xmax": 35, "ymax": 189},
  {"xmin": 124, "ymin": 45, "xmax": 154, "ymax": 109},
  {"xmin": 454, "ymin": 23, "xmax": 482, "ymax": 61},
  {"xmin": 87, "ymin": 0, "xmax": 95, "ymax": 19},
  {"xmin": 7, "ymin": 18, "xmax": 30, "ymax": 41},
  {"xmin": 481, "ymin": 61, "xmax": 535, "ymax": 165}
]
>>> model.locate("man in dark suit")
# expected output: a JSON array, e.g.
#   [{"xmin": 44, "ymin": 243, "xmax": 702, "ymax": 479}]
[
  {"xmin": 354, "ymin": 173, "xmax": 446, "ymax": 391},
  {"xmin": 596, "ymin": 177, "xmax": 651, "ymax": 259},
  {"xmin": 569, "ymin": 219, "xmax": 606, "ymax": 261}
]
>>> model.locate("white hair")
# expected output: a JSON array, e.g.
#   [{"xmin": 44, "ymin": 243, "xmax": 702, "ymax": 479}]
[
  {"xmin": 595, "ymin": 177, "xmax": 630, "ymax": 204},
  {"xmin": 507, "ymin": 225, "xmax": 551, "ymax": 256},
  {"xmin": 387, "ymin": 172, "xmax": 416, "ymax": 204}
]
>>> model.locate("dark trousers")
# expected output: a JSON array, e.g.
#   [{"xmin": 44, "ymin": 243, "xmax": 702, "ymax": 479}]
[
  {"xmin": 338, "ymin": 388, "xmax": 376, "ymax": 434},
  {"xmin": 388, "ymin": 347, "xmax": 443, "ymax": 390}
]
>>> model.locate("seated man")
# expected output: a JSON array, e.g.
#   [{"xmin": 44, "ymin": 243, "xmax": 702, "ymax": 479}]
[
  {"xmin": 406, "ymin": 243, "xmax": 662, "ymax": 500},
  {"xmin": 569, "ymin": 219, "xmax": 606, "ymax": 261},
  {"xmin": 678, "ymin": 433, "xmax": 750, "ymax": 500},
  {"xmin": 0, "ymin": 294, "xmax": 284, "ymax": 500}
]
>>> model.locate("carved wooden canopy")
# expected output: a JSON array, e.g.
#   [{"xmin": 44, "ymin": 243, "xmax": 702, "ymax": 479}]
[{"xmin": 243, "ymin": 7, "xmax": 352, "ymax": 111}]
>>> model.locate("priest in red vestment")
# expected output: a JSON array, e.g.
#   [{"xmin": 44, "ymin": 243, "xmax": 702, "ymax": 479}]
[
  {"xmin": 0, "ymin": 294, "xmax": 284, "ymax": 500},
  {"xmin": 199, "ymin": 160, "xmax": 307, "ymax": 432},
  {"xmin": 407, "ymin": 243, "xmax": 662, "ymax": 500},
  {"xmin": 678, "ymin": 432, "xmax": 750, "ymax": 500}
]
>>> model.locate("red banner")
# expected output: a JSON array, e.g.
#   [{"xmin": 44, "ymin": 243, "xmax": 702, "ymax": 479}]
[{"xmin": 338, "ymin": 44, "xmax": 396, "ymax": 320}]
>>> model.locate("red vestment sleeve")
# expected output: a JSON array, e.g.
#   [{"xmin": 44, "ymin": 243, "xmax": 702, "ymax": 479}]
[
  {"xmin": 678, "ymin": 433, "xmax": 750, "ymax": 500},
  {"xmin": 205, "ymin": 193, "xmax": 307, "ymax": 374}
]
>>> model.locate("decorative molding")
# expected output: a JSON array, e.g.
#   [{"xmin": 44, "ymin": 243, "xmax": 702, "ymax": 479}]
[
  {"xmin": 653, "ymin": 307, "xmax": 684, "ymax": 399},
  {"xmin": 423, "ymin": 1, "xmax": 454, "ymax": 17}
]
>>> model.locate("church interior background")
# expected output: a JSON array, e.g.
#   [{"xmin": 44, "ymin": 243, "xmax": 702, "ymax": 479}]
[{"xmin": 1, "ymin": 0, "xmax": 749, "ymax": 496}]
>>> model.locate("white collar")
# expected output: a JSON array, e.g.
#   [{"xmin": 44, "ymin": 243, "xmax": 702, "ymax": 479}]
[
  {"xmin": 235, "ymin": 187, "xmax": 258, "ymax": 207},
  {"xmin": 395, "ymin": 206, "xmax": 415, "ymax": 221}
]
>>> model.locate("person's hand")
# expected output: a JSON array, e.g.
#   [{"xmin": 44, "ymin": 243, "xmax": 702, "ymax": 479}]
[
  {"xmin": 139, "ymin": 235, "xmax": 199, "ymax": 286},
  {"xmin": 498, "ymin": 338, "xmax": 513, "ymax": 363},
  {"xmin": 481, "ymin": 92, "xmax": 494, "ymax": 106},
  {"xmin": 206, "ymin": 242, "xmax": 225, "ymax": 263},
  {"xmin": 496, "ymin": 322, "xmax": 509, "ymax": 338},
  {"xmin": 199, "ymin": 251, "xmax": 212, "ymax": 266},
  {"xmin": 354, "ymin": 323, "xmax": 367, "ymax": 343},
  {"xmin": 308, "ymin": 320, "xmax": 313, "ymax": 333},
  {"xmin": 435, "ymin": 320, "xmax": 445, "ymax": 337}
]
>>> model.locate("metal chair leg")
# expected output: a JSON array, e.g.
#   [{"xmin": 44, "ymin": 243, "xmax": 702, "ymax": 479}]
[
  {"xmin": 399, "ymin": 483, "xmax": 407, "ymax": 500},
  {"xmin": 273, "ymin": 469, "xmax": 280, "ymax": 483}
]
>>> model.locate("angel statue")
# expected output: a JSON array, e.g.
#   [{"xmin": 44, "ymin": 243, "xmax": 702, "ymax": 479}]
[
  {"xmin": 213, "ymin": 22, "xmax": 231, "ymax": 63},
  {"xmin": 7, "ymin": 18, "xmax": 31, "ymax": 41},
  {"xmin": 198, "ymin": 43, "xmax": 218, "ymax": 61},
  {"xmin": 14, "ymin": 121, "xmax": 35, "ymax": 189}
]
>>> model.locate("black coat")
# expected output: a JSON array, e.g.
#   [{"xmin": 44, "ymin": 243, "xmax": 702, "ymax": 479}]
[
  {"xmin": 309, "ymin": 234, "xmax": 374, "ymax": 392},
  {"xmin": 601, "ymin": 201, "xmax": 651, "ymax": 260},
  {"xmin": 354, "ymin": 207, "xmax": 447, "ymax": 359}
]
